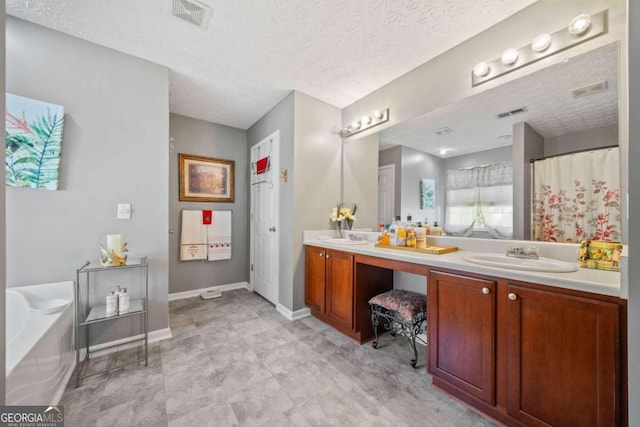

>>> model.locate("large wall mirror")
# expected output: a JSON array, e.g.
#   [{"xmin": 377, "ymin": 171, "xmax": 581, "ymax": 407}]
[{"xmin": 367, "ymin": 41, "xmax": 620, "ymax": 243}]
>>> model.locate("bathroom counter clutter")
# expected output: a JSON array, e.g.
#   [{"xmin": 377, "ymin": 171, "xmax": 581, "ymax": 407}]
[{"xmin": 304, "ymin": 239, "xmax": 621, "ymax": 298}]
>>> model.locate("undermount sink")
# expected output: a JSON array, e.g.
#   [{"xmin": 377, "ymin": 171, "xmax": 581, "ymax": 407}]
[
  {"xmin": 463, "ymin": 253, "xmax": 578, "ymax": 273},
  {"xmin": 320, "ymin": 238, "xmax": 370, "ymax": 245}
]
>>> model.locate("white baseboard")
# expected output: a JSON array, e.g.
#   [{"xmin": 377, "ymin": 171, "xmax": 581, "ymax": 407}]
[
  {"xmin": 81, "ymin": 327, "xmax": 173, "ymax": 359},
  {"xmin": 168, "ymin": 281, "xmax": 250, "ymax": 301},
  {"xmin": 276, "ymin": 303, "xmax": 311, "ymax": 321}
]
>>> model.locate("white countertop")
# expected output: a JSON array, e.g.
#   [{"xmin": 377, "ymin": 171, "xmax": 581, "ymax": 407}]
[{"xmin": 304, "ymin": 238, "xmax": 622, "ymax": 298}]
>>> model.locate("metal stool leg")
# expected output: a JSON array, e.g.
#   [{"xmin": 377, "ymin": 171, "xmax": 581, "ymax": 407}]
[{"xmin": 371, "ymin": 305, "xmax": 381, "ymax": 349}]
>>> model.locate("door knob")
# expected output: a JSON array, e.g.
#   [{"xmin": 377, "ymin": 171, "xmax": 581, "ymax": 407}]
[
  {"xmin": 508, "ymin": 293, "xmax": 518, "ymax": 301},
  {"xmin": 482, "ymin": 287, "xmax": 490, "ymax": 295}
]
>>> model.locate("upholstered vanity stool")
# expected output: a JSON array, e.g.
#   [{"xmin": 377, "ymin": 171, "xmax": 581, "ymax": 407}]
[{"xmin": 369, "ymin": 289, "xmax": 427, "ymax": 368}]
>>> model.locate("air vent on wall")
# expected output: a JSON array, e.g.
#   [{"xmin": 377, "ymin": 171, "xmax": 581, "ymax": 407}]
[
  {"xmin": 571, "ymin": 80, "xmax": 608, "ymax": 99},
  {"xmin": 496, "ymin": 107, "xmax": 527, "ymax": 119},
  {"xmin": 172, "ymin": 0, "xmax": 212, "ymax": 29}
]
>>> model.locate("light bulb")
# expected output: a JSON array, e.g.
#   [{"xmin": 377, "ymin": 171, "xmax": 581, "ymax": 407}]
[
  {"xmin": 439, "ymin": 148, "xmax": 448, "ymax": 156},
  {"xmin": 473, "ymin": 62, "xmax": 490, "ymax": 77},
  {"xmin": 531, "ymin": 33, "xmax": 552, "ymax": 52},
  {"xmin": 373, "ymin": 110, "xmax": 383, "ymax": 119},
  {"xmin": 351, "ymin": 121, "xmax": 361, "ymax": 130},
  {"xmin": 568, "ymin": 13, "xmax": 592, "ymax": 35},
  {"xmin": 361, "ymin": 115, "xmax": 372, "ymax": 126},
  {"xmin": 501, "ymin": 48, "xmax": 519, "ymax": 65}
]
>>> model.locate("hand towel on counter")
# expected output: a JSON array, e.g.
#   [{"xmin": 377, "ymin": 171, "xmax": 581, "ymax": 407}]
[
  {"xmin": 180, "ymin": 210, "xmax": 208, "ymax": 260},
  {"xmin": 207, "ymin": 210, "xmax": 232, "ymax": 261}
]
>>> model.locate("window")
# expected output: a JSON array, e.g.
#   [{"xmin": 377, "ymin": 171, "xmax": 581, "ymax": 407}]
[{"xmin": 444, "ymin": 162, "xmax": 513, "ymax": 239}]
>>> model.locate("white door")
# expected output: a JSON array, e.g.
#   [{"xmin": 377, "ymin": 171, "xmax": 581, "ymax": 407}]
[
  {"xmin": 378, "ymin": 164, "xmax": 395, "ymax": 224},
  {"xmin": 250, "ymin": 131, "xmax": 280, "ymax": 305}
]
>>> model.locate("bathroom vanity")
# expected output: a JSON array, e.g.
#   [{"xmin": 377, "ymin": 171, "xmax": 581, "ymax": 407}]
[{"xmin": 304, "ymin": 237, "xmax": 627, "ymax": 427}]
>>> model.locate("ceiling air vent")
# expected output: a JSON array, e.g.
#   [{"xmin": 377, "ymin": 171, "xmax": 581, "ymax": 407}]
[
  {"xmin": 434, "ymin": 127, "xmax": 453, "ymax": 136},
  {"xmin": 571, "ymin": 80, "xmax": 608, "ymax": 99},
  {"xmin": 172, "ymin": 0, "xmax": 212, "ymax": 29},
  {"xmin": 496, "ymin": 107, "xmax": 527, "ymax": 119}
]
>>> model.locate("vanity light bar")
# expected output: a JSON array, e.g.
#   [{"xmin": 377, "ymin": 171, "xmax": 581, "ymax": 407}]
[
  {"xmin": 471, "ymin": 10, "xmax": 606, "ymax": 87},
  {"xmin": 341, "ymin": 108, "xmax": 390, "ymax": 138}
]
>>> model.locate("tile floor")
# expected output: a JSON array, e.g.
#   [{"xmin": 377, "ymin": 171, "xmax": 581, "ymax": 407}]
[{"xmin": 61, "ymin": 289, "xmax": 498, "ymax": 427}]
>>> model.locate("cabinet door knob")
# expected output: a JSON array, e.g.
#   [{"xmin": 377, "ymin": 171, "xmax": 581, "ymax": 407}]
[
  {"xmin": 326, "ymin": 254, "xmax": 330, "ymax": 258},
  {"xmin": 482, "ymin": 287, "xmax": 490, "ymax": 295},
  {"xmin": 319, "ymin": 252, "xmax": 324, "ymax": 257},
  {"xmin": 508, "ymin": 293, "xmax": 518, "ymax": 301}
]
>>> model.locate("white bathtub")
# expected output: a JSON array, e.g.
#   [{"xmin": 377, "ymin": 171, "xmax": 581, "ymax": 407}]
[{"xmin": 6, "ymin": 281, "xmax": 75, "ymax": 405}]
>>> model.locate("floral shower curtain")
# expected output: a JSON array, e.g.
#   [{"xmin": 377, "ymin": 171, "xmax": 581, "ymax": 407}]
[{"xmin": 532, "ymin": 147, "xmax": 620, "ymax": 242}]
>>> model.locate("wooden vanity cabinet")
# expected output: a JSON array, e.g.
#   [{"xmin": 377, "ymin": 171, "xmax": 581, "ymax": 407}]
[
  {"xmin": 505, "ymin": 283, "xmax": 620, "ymax": 427},
  {"xmin": 428, "ymin": 270, "xmax": 497, "ymax": 405},
  {"xmin": 305, "ymin": 246, "xmax": 354, "ymax": 332},
  {"xmin": 428, "ymin": 268, "xmax": 626, "ymax": 427}
]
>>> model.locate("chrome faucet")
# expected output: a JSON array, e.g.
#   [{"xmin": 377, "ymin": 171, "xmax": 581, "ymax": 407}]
[{"xmin": 506, "ymin": 245, "xmax": 539, "ymax": 260}]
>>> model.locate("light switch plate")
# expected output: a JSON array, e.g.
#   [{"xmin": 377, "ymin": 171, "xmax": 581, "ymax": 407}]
[{"xmin": 117, "ymin": 203, "xmax": 131, "ymax": 220}]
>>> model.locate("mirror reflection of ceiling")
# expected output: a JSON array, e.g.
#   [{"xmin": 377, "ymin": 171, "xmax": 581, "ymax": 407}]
[{"xmin": 379, "ymin": 43, "xmax": 618, "ymax": 157}]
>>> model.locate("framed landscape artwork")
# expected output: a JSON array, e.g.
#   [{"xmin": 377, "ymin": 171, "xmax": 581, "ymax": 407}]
[
  {"xmin": 179, "ymin": 153, "xmax": 235, "ymax": 202},
  {"xmin": 5, "ymin": 93, "xmax": 65, "ymax": 190},
  {"xmin": 421, "ymin": 178, "xmax": 436, "ymax": 209}
]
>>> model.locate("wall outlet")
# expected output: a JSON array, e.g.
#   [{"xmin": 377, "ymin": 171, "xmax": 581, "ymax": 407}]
[{"xmin": 117, "ymin": 203, "xmax": 131, "ymax": 219}]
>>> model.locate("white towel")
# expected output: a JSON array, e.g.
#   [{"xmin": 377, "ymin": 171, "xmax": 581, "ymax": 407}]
[
  {"xmin": 207, "ymin": 211, "xmax": 232, "ymax": 261},
  {"xmin": 180, "ymin": 210, "xmax": 208, "ymax": 261}
]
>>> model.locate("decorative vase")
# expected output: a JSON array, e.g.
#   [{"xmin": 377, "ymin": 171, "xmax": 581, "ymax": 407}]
[
  {"xmin": 345, "ymin": 219, "xmax": 353, "ymax": 230},
  {"xmin": 336, "ymin": 220, "xmax": 343, "ymax": 238}
]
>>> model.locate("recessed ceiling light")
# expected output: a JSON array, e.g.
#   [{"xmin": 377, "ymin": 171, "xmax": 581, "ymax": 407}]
[
  {"xmin": 501, "ymin": 48, "xmax": 519, "ymax": 65},
  {"xmin": 568, "ymin": 14, "xmax": 592, "ymax": 35},
  {"xmin": 531, "ymin": 33, "xmax": 552, "ymax": 52}
]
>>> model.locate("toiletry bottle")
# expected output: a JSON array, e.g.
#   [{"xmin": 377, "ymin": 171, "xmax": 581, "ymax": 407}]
[
  {"xmin": 415, "ymin": 227, "xmax": 427, "ymax": 249},
  {"xmin": 432, "ymin": 221, "xmax": 441, "ymax": 236},
  {"xmin": 106, "ymin": 291, "xmax": 118, "ymax": 316},
  {"xmin": 396, "ymin": 223, "xmax": 407, "ymax": 247},
  {"xmin": 406, "ymin": 228, "xmax": 416, "ymax": 249},
  {"xmin": 379, "ymin": 223, "xmax": 390, "ymax": 246},
  {"xmin": 406, "ymin": 214, "xmax": 415, "ymax": 230},
  {"xmin": 389, "ymin": 216, "xmax": 401, "ymax": 245},
  {"xmin": 118, "ymin": 288, "xmax": 130, "ymax": 314}
]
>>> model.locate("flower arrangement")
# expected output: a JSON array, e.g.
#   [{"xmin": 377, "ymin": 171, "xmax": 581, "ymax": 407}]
[{"xmin": 329, "ymin": 204, "xmax": 357, "ymax": 236}]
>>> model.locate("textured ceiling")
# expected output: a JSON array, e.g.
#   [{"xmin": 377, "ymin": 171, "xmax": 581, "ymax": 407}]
[
  {"xmin": 379, "ymin": 42, "xmax": 619, "ymax": 157},
  {"xmin": 7, "ymin": 0, "xmax": 537, "ymax": 129}
]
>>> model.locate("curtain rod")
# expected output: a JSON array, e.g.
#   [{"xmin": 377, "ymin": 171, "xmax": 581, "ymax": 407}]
[{"xmin": 530, "ymin": 145, "xmax": 618, "ymax": 163}]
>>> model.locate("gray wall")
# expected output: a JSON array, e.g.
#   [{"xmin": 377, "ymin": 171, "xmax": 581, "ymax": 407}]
[
  {"xmin": 6, "ymin": 17, "xmax": 170, "ymax": 338},
  {"xmin": 292, "ymin": 92, "xmax": 342, "ymax": 310},
  {"xmin": 1, "ymin": 1, "xmax": 6, "ymax": 405},
  {"xmin": 544, "ymin": 124, "xmax": 618, "ymax": 156},
  {"xmin": 379, "ymin": 146, "xmax": 402, "ymax": 218},
  {"xmin": 627, "ymin": 0, "xmax": 639, "ymax": 424},
  {"xmin": 343, "ymin": 133, "xmax": 379, "ymax": 229},
  {"xmin": 248, "ymin": 91, "xmax": 341, "ymax": 312},
  {"xmin": 169, "ymin": 114, "xmax": 248, "ymax": 294},
  {"xmin": 512, "ymin": 123, "xmax": 544, "ymax": 240},
  {"xmin": 248, "ymin": 92, "xmax": 296, "ymax": 310},
  {"xmin": 399, "ymin": 146, "xmax": 443, "ymax": 226}
]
